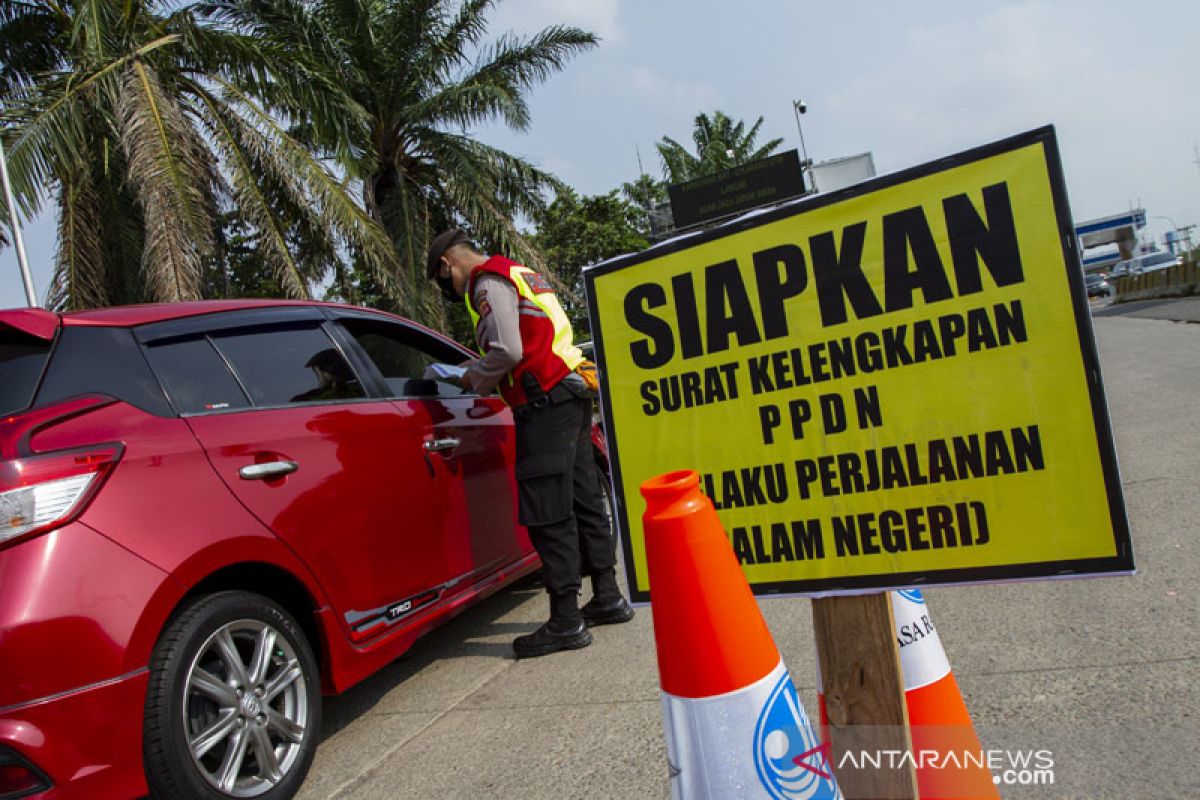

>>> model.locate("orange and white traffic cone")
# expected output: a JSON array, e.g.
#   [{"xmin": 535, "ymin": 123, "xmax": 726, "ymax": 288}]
[
  {"xmin": 641, "ymin": 470, "xmax": 840, "ymax": 800},
  {"xmin": 816, "ymin": 590, "xmax": 998, "ymax": 799},
  {"xmin": 891, "ymin": 589, "xmax": 998, "ymax": 799}
]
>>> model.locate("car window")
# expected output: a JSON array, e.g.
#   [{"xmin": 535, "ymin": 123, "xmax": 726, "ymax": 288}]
[
  {"xmin": 338, "ymin": 318, "xmax": 470, "ymax": 398},
  {"xmin": 0, "ymin": 329, "xmax": 52, "ymax": 416},
  {"xmin": 213, "ymin": 325, "xmax": 366, "ymax": 407},
  {"xmin": 143, "ymin": 336, "xmax": 251, "ymax": 415},
  {"xmin": 35, "ymin": 327, "xmax": 172, "ymax": 416}
]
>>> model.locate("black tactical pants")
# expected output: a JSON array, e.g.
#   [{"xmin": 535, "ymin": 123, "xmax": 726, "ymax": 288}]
[{"xmin": 514, "ymin": 378, "xmax": 617, "ymax": 621}]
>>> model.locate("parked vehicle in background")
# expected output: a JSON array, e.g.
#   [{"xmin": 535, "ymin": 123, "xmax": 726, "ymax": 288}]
[
  {"xmin": 1085, "ymin": 273, "xmax": 1113, "ymax": 298},
  {"xmin": 1109, "ymin": 251, "xmax": 1182, "ymax": 276},
  {"xmin": 0, "ymin": 300, "xmax": 607, "ymax": 800}
]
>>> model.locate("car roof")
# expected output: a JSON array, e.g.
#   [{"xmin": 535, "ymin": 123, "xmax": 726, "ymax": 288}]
[
  {"xmin": 58, "ymin": 299, "xmax": 348, "ymax": 327},
  {"xmin": 3, "ymin": 299, "xmax": 453, "ymax": 344}
]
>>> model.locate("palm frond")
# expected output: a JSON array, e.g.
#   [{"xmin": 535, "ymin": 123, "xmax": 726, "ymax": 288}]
[
  {"xmin": 212, "ymin": 74, "xmax": 404, "ymax": 305},
  {"xmin": 659, "ymin": 110, "xmax": 783, "ymax": 183},
  {"xmin": 657, "ymin": 136, "xmax": 700, "ymax": 184},
  {"xmin": 748, "ymin": 137, "xmax": 785, "ymax": 162},
  {"xmin": 3, "ymin": 30, "xmax": 185, "ymax": 193},
  {"xmin": 95, "ymin": 159, "xmax": 150, "ymax": 304},
  {"xmin": 410, "ymin": 81, "xmax": 527, "ymax": 132},
  {"xmin": 0, "ymin": 2, "xmax": 50, "ymax": 27},
  {"xmin": 116, "ymin": 60, "xmax": 214, "ymax": 301},
  {"xmin": 192, "ymin": 85, "xmax": 311, "ymax": 299},
  {"xmin": 425, "ymin": 133, "xmax": 564, "ymax": 284},
  {"xmin": 372, "ymin": 177, "xmax": 444, "ymax": 327},
  {"xmin": 438, "ymin": 0, "xmax": 494, "ymax": 54},
  {"xmin": 0, "ymin": 4, "xmax": 65, "ymax": 94},
  {"xmin": 49, "ymin": 172, "xmax": 108, "ymax": 310},
  {"xmin": 465, "ymin": 25, "xmax": 596, "ymax": 112},
  {"xmin": 412, "ymin": 0, "xmax": 487, "ymax": 82}
]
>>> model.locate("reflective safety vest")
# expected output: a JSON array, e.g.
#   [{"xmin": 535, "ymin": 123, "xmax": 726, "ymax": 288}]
[{"xmin": 465, "ymin": 255, "xmax": 584, "ymax": 407}]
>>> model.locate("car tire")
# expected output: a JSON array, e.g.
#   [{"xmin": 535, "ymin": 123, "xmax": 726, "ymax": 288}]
[
  {"xmin": 143, "ymin": 591, "xmax": 321, "ymax": 799},
  {"xmin": 594, "ymin": 456, "xmax": 614, "ymax": 529}
]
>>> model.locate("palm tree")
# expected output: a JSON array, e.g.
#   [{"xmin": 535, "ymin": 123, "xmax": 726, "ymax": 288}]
[
  {"xmin": 0, "ymin": 1, "xmax": 398, "ymax": 310},
  {"xmin": 657, "ymin": 110, "xmax": 784, "ymax": 184},
  {"xmin": 206, "ymin": 0, "xmax": 597, "ymax": 328}
]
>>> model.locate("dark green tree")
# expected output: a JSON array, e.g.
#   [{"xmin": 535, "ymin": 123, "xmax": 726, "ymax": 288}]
[
  {"xmin": 210, "ymin": 0, "xmax": 597, "ymax": 330},
  {"xmin": 656, "ymin": 110, "xmax": 784, "ymax": 184},
  {"xmin": 0, "ymin": 1, "xmax": 396, "ymax": 310},
  {"xmin": 532, "ymin": 189, "xmax": 648, "ymax": 334},
  {"xmin": 621, "ymin": 172, "xmax": 668, "ymax": 237}
]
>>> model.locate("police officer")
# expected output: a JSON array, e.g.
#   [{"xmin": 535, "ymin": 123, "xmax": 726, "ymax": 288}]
[{"xmin": 426, "ymin": 229, "xmax": 633, "ymax": 658}]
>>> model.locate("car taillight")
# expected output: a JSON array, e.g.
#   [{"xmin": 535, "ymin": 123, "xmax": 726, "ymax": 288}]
[{"xmin": 0, "ymin": 395, "xmax": 122, "ymax": 548}]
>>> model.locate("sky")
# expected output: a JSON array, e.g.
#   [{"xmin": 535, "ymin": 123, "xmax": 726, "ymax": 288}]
[{"xmin": 4, "ymin": 0, "xmax": 1200, "ymax": 308}]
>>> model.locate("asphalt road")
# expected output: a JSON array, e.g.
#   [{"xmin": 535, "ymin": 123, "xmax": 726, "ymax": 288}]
[{"xmin": 298, "ymin": 295, "xmax": 1200, "ymax": 800}]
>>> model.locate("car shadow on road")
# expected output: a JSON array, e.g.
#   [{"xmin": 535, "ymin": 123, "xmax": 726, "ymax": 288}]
[{"xmin": 318, "ymin": 578, "xmax": 543, "ymax": 741}]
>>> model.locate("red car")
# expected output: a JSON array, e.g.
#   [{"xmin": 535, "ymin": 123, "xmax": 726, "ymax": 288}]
[{"xmin": 0, "ymin": 300, "xmax": 604, "ymax": 799}]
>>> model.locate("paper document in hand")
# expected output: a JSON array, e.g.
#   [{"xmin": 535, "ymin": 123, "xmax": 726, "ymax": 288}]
[{"xmin": 424, "ymin": 363, "xmax": 466, "ymax": 380}]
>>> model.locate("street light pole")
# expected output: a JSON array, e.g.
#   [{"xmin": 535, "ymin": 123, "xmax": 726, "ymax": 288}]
[
  {"xmin": 0, "ymin": 134, "xmax": 37, "ymax": 307},
  {"xmin": 792, "ymin": 99, "xmax": 815, "ymax": 194},
  {"xmin": 1151, "ymin": 215, "xmax": 1183, "ymax": 254}
]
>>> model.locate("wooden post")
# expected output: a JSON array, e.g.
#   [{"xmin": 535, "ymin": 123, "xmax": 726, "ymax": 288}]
[{"xmin": 813, "ymin": 593, "xmax": 918, "ymax": 799}]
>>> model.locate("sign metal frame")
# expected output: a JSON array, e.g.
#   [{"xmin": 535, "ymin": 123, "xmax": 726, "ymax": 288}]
[{"xmin": 586, "ymin": 126, "xmax": 1134, "ymax": 601}]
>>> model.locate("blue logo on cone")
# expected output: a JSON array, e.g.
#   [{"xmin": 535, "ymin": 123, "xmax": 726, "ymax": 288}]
[{"xmin": 753, "ymin": 671, "xmax": 841, "ymax": 799}]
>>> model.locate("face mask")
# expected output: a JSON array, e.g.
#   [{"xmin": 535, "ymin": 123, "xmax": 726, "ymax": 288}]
[{"xmin": 435, "ymin": 274, "xmax": 459, "ymax": 302}]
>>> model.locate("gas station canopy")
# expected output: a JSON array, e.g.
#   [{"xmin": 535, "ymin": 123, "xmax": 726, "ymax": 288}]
[{"xmin": 1075, "ymin": 208, "xmax": 1145, "ymax": 272}]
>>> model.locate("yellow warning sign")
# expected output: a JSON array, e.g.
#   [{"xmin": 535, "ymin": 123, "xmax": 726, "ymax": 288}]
[{"xmin": 585, "ymin": 127, "xmax": 1132, "ymax": 599}]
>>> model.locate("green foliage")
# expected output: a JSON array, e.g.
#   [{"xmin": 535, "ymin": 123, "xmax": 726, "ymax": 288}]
[
  {"xmin": 621, "ymin": 173, "xmax": 669, "ymax": 237},
  {"xmin": 656, "ymin": 110, "xmax": 784, "ymax": 184},
  {"xmin": 216, "ymin": 0, "xmax": 598, "ymax": 333},
  {"xmin": 532, "ymin": 189, "xmax": 648, "ymax": 334},
  {"xmin": 441, "ymin": 299, "xmax": 478, "ymax": 350},
  {"xmin": 209, "ymin": 213, "xmax": 283, "ymax": 299},
  {"xmin": 0, "ymin": 1, "xmax": 396, "ymax": 310}
]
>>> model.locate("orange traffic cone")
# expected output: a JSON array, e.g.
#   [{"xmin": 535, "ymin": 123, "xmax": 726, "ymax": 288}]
[
  {"xmin": 817, "ymin": 590, "xmax": 998, "ymax": 799},
  {"xmin": 891, "ymin": 589, "xmax": 998, "ymax": 798},
  {"xmin": 641, "ymin": 470, "xmax": 840, "ymax": 800}
]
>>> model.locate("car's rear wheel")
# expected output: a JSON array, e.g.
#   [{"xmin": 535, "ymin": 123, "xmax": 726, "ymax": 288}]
[
  {"xmin": 600, "ymin": 472, "xmax": 615, "ymax": 530},
  {"xmin": 144, "ymin": 591, "xmax": 321, "ymax": 799},
  {"xmin": 594, "ymin": 454, "xmax": 614, "ymax": 529}
]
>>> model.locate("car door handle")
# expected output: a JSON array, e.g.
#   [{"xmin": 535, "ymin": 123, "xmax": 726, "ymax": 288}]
[
  {"xmin": 423, "ymin": 437, "xmax": 461, "ymax": 453},
  {"xmin": 239, "ymin": 461, "xmax": 299, "ymax": 480}
]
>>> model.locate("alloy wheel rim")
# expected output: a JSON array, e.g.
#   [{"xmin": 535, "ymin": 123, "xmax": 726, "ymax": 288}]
[{"xmin": 182, "ymin": 618, "xmax": 309, "ymax": 797}]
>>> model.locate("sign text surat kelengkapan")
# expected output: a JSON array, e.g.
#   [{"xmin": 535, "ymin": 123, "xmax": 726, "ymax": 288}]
[{"xmin": 623, "ymin": 182, "xmax": 1025, "ymax": 419}]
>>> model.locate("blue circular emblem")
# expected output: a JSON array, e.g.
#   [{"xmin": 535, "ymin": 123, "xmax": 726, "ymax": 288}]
[
  {"xmin": 753, "ymin": 671, "xmax": 840, "ymax": 799},
  {"xmin": 896, "ymin": 588, "xmax": 925, "ymax": 604}
]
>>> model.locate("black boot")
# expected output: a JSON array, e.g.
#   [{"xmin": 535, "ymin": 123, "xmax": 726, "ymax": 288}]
[
  {"xmin": 513, "ymin": 593, "xmax": 592, "ymax": 658},
  {"xmin": 581, "ymin": 596, "xmax": 635, "ymax": 626},
  {"xmin": 582, "ymin": 569, "xmax": 635, "ymax": 626},
  {"xmin": 512, "ymin": 620, "xmax": 592, "ymax": 658}
]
